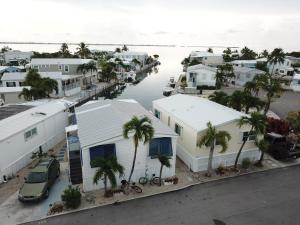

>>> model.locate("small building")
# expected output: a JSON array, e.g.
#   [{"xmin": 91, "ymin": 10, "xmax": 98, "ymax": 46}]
[
  {"xmin": 290, "ymin": 73, "xmax": 300, "ymax": 92},
  {"xmin": 114, "ymin": 51, "xmax": 148, "ymax": 66},
  {"xmin": 3, "ymin": 50, "xmax": 33, "ymax": 64},
  {"xmin": 189, "ymin": 51, "xmax": 223, "ymax": 67},
  {"xmin": 153, "ymin": 94, "xmax": 260, "ymax": 172},
  {"xmin": 0, "ymin": 99, "xmax": 75, "ymax": 183},
  {"xmin": 186, "ymin": 64, "xmax": 217, "ymax": 88},
  {"xmin": 230, "ymin": 60, "xmax": 257, "ymax": 68},
  {"xmin": 233, "ymin": 66, "xmax": 265, "ymax": 86},
  {"xmin": 68, "ymin": 99, "xmax": 177, "ymax": 191},
  {"xmin": 30, "ymin": 58, "xmax": 98, "ymax": 88},
  {"xmin": 1, "ymin": 72, "xmax": 82, "ymax": 97},
  {"xmin": 267, "ymin": 58, "xmax": 294, "ymax": 76},
  {"xmin": 0, "ymin": 86, "xmax": 31, "ymax": 104}
]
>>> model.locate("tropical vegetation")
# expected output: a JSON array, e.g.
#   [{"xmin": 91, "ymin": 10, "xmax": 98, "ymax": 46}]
[
  {"xmin": 157, "ymin": 154, "xmax": 172, "ymax": 186},
  {"xmin": 123, "ymin": 116, "xmax": 154, "ymax": 183},
  {"xmin": 198, "ymin": 122, "xmax": 231, "ymax": 176},
  {"xmin": 92, "ymin": 157, "xmax": 124, "ymax": 197}
]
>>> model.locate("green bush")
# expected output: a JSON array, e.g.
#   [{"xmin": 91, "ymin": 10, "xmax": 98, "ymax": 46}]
[
  {"xmin": 241, "ymin": 158, "xmax": 251, "ymax": 169},
  {"xmin": 61, "ymin": 186, "xmax": 81, "ymax": 209}
]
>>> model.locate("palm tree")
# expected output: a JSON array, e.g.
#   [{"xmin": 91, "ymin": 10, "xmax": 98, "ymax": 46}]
[
  {"xmin": 157, "ymin": 154, "xmax": 171, "ymax": 186},
  {"xmin": 123, "ymin": 116, "xmax": 154, "ymax": 183},
  {"xmin": 215, "ymin": 64, "xmax": 235, "ymax": 88},
  {"xmin": 228, "ymin": 90, "xmax": 244, "ymax": 111},
  {"xmin": 253, "ymin": 73, "xmax": 282, "ymax": 114},
  {"xmin": 60, "ymin": 43, "xmax": 70, "ymax": 57},
  {"xmin": 42, "ymin": 77, "xmax": 58, "ymax": 97},
  {"xmin": 244, "ymin": 80, "xmax": 260, "ymax": 96},
  {"xmin": 268, "ymin": 48, "xmax": 285, "ymax": 75},
  {"xmin": 240, "ymin": 46, "xmax": 257, "ymax": 60},
  {"xmin": 208, "ymin": 91, "xmax": 229, "ymax": 106},
  {"xmin": 260, "ymin": 49, "xmax": 269, "ymax": 58},
  {"xmin": 92, "ymin": 157, "xmax": 124, "ymax": 196},
  {"xmin": 198, "ymin": 122, "xmax": 231, "ymax": 176},
  {"xmin": 115, "ymin": 48, "xmax": 121, "ymax": 53},
  {"xmin": 256, "ymin": 139, "xmax": 270, "ymax": 166},
  {"xmin": 86, "ymin": 61, "xmax": 97, "ymax": 84},
  {"xmin": 122, "ymin": 45, "xmax": 129, "ymax": 51},
  {"xmin": 76, "ymin": 42, "xmax": 90, "ymax": 59},
  {"xmin": 77, "ymin": 63, "xmax": 89, "ymax": 86},
  {"xmin": 19, "ymin": 87, "xmax": 32, "ymax": 101},
  {"xmin": 242, "ymin": 92, "xmax": 265, "ymax": 114},
  {"xmin": 234, "ymin": 112, "xmax": 267, "ymax": 168}
]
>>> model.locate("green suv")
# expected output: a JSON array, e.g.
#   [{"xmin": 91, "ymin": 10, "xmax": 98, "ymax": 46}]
[{"xmin": 18, "ymin": 157, "xmax": 60, "ymax": 202}]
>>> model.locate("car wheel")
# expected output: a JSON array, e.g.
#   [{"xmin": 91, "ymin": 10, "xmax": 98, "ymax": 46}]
[
  {"xmin": 56, "ymin": 169, "xmax": 60, "ymax": 178},
  {"xmin": 44, "ymin": 189, "xmax": 49, "ymax": 199}
]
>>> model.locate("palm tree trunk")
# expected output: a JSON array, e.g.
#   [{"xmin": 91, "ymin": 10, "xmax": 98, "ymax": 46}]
[
  {"xmin": 234, "ymin": 126, "xmax": 253, "ymax": 168},
  {"xmin": 207, "ymin": 143, "xmax": 215, "ymax": 176},
  {"xmin": 104, "ymin": 175, "xmax": 107, "ymax": 195},
  {"xmin": 259, "ymin": 151, "xmax": 265, "ymax": 164},
  {"xmin": 159, "ymin": 164, "xmax": 163, "ymax": 186},
  {"xmin": 128, "ymin": 143, "xmax": 138, "ymax": 183}
]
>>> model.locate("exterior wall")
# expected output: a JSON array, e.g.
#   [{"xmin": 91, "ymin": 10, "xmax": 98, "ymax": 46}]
[
  {"xmin": 267, "ymin": 59, "xmax": 294, "ymax": 76},
  {"xmin": 153, "ymin": 103, "xmax": 260, "ymax": 172},
  {"xmin": 81, "ymin": 135, "xmax": 177, "ymax": 192},
  {"xmin": 0, "ymin": 111, "xmax": 69, "ymax": 182},
  {"xmin": 234, "ymin": 71, "xmax": 257, "ymax": 86},
  {"xmin": 203, "ymin": 56, "xmax": 224, "ymax": 67},
  {"xmin": 0, "ymin": 92, "xmax": 26, "ymax": 104},
  {"xmin": 187, "ymin": 69, "xmax": 216, "ymax": 87},
  {"xmin": 4, "ymin": 51, "xmax": 33, "ymax": 63}
]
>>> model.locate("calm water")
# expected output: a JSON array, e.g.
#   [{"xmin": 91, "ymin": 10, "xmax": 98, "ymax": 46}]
[{"xmin": 7, "ymin": 44, "xmax": 226, "ymax": 109}]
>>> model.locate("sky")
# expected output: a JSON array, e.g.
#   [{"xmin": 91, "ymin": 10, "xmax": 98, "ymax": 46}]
[{"xmin": 1, "ymin": 0, "xmax": 300, "ymax": 51}]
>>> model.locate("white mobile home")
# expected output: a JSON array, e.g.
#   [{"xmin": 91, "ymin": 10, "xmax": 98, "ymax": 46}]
[
  {"xmin": 189, "ymin": 51, "xmax": 223, "ymax": 67},
  {"xmin": 186, "ymin": 64, "xmax": 217, "ymax": 88},
  {"xmin": 0, "ymin": 86, "xmax": 31, "ymax": 104},
  {"xmin": 233, "ymin": 66, "xmax": 265, "ymax": 86},
  {"xmin": 74, "ymin": 99, "xmax": 177, "ymax": 192},
  {"xmin": 290, "ymin": 73, "xmax": 300, "ymax": 92},
  {"xmin": 267, "ymin": 58, "xmax": 294, "ymax": 76},
  {"xmin": 0, "ymin": 100, "xmax": 74, "ymax": 183},
  {"xmin": 1, "ymin": 72, "xmax": 82, "ymax": 97},
  {"xmin": 153, "ymin": 94, "xmax": 260, "ymax": 172}
]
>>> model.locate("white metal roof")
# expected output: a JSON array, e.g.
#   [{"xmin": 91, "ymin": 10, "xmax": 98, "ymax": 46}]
[
  {"xmin": 231, "ymin": 60, "xmax": 257, "ymax": 64},
  {"xmin": 189, "ymin": 51, "xmax": 222, "ymax": 58},
  {"xmin": 76, "ymin": 99, "xmax": 177, "ymax": 148},
  {"xmin": 233, "ymin": 66, "xmax": 264, "ymax": 74},
  {"xmin": 30, "ymin": 58, "xmax": 94, "ymax": 65},
  {"xmin": 153, "ymin": 94, "xmax": 246, "ymax": 132},
  {"xmin": 0, "ymin": 86, "xmax": 31, "ymax": 93},
  {"xmin": 114, "ymin": 51, "xmax": 148, "ymax": 56},
  {"xmin": 187, "ymin": 64, "xmax": 217, "ymax": 73},
  {"xmin": 0, "ymin": 100, "xmax": 71, "ymax": 141}
]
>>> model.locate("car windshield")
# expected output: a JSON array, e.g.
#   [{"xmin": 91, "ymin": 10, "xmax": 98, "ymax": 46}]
[{"xmin": 26, "ymin": 172, "xmax": 47, "ymax": 183}]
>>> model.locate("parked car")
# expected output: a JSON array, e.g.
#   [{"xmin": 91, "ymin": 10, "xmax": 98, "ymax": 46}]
[
  {"xmin": 266, "ymin": 132, "xmax": 300, "ymax": 160},
  {"xmin": 18, "ymin": 157, "xmax": 60, "ymax": 202}
]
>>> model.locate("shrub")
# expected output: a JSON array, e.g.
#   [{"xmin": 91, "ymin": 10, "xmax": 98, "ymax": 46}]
[
  {"xmin": 61, "ymin": 186, "xmax": 81, "ymax": 209},
  {"xmin": 241, "ymin": 158, "xmax": 251, "ymax": 169},
  {"xmin": 216, "ymin": 164, "xmax": 226, "ymax": 175},
  {"xmin": 49, "ymin": 202, "xmax": 64, "ymax": 215},
  {"xmin": 267, "ymin": 118, "xmax": 289, "ymax": 135}
]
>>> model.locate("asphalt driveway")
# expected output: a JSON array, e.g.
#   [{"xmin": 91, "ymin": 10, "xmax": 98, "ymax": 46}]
[{"xmin": 24, "ymin": 165, "xmax": 300, "ymax": 225}]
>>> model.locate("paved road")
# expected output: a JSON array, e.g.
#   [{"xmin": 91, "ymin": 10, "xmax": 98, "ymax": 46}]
[{"xmin": 24, "ymin": 166, "xmax": 300, "ymax": 225}]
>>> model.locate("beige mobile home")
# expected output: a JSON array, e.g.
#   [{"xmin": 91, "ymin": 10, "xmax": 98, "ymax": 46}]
[{"xmin": 153, "ymin": 94, "xmax": 260, "ymax": 172}]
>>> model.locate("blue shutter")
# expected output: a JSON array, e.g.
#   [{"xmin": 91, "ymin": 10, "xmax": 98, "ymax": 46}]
[
  {"xmin": 149, "ymin": 138, "xmax": 173, "ymax": 158},
  {"xmin": 89, "ymin": 144, "xmax": 116, "ymax": 168}
]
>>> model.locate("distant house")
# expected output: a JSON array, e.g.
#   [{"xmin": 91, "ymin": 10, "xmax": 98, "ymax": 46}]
[
  {"xmin": 0, "ymin": 86, "xmax": 31, "ymax": 104},
  {"xmin": 30, "ymin": 58, "xmax": 97, "ymax": 88},
  {"xmin": 290, "ymin": 73, "xmax": 300, "ymax": 92},
  {"xmin": 230, "ymin": 60, "xmax": 257, "ymax": 68},
  {"xmin": 153, "ymin": 94, "xmax": 260, "ymax": 172},
  {"xmin": 267, "ymin": 58, "xmax": 294, "ymax": 76},
  {"xmin": 0, "ymin": 66, "xmax": 24, "ymax": 85},
  {"xmin": 0, "ymin": 99, "xmax": 75, "ymax": 183},
  {"xmin": 233, "ymin": 66, "xmax": 265, "ymax": 86},
  {"xmin": 1, "ymin": 72, "xmax": 82, "ymax": 97},
  {"xmin": 114, "ymin": 51, "xmax": 148, "ymax": 67},
  {"xmin": 67, "ymin": 99, "xmax": 177, "ymax": 191},
  {"xmin": 189, "ymin": 51, "xmax": 223, "ymax": 67},
  {"xmin": 186, "ymin": 64, "xmax": 217, "ymax": 88},
  {"xmin": 3, "ymin": 50, "xmax": 33, "ymax": 65}
]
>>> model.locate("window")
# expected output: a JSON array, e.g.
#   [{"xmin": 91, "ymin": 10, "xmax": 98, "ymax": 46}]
[
  {"xmin": 149, "ymin": 137, "xmax": 173, "ymax": 158},
  {"xmin": 24, "ymin": 127, "xmax": 38, "ymax": 141},
  {"xmin": 58, "ymin": 65, "xmax": 62, "ymax": 70},
  {"xmin": 89, "ymin": 144, "xmax": 116, "ymax": 168},
  {"xmin": 168, "ymin": 116, "xmax": 170, "ymax": 126},
  {"xmin": 154, "ymin": 109, "xmax": 161, "ymax": 119},
  {"xmin": 64, "ymin": 65, "xmax": 69, "ymax": 72},
  {"xmin": 242, "ymin": 131, "xmax": 256, "ymax": 142},
  {"xmin": 175, "ymin": 123, "xmax": 182, "ymax": 136},
  {"xmin": 6, "ymin": 81, "xmax": 16, "ymax": 87},
  {"xmin": 189, "ymin": 72, "xmax": 196, "ymax": 82}
]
